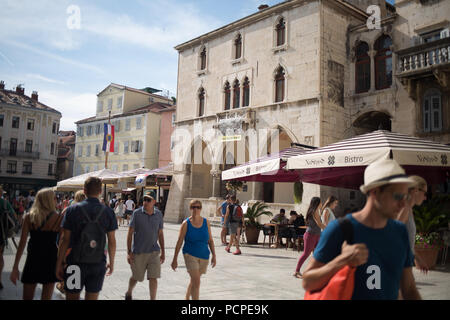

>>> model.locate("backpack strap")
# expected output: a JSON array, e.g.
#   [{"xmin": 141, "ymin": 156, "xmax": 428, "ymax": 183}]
[
  {"xmin": 338, "ymin": 217, "xmax": 354, "ymax": 245},
  {"xmin": 79, "ymin": 204, "xmax": 106, "ymax": 223}
]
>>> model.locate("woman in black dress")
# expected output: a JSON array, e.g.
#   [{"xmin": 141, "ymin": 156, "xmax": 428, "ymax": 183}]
[{"xmin": 10, "ymin": 188, "xmax": 63, "ymax": 300}]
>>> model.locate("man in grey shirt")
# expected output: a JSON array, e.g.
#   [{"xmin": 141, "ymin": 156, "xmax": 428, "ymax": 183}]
[{"xmin": 125, "ymin": 193, "xmax": 165, "ymax": 300}]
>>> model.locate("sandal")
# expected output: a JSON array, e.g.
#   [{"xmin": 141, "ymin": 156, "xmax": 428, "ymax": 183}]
[
  {"xmin": 293, "ymin": 272, "xmax": 302, "ymax": 279},
  {"xmin": 56, "ymin": 282, "xmax": 65, "ymax": 294}
]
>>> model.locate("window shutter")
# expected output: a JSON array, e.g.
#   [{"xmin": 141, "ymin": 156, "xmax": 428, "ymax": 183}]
[
  {"xmin": 423, "ymin": 97, "xmax": 430, "ymax": 132},
  {"xmin": 431, "ymin": 96, "xmax": 442, "ymax": 132}
]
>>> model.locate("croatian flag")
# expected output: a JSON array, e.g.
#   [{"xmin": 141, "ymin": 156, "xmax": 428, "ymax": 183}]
[{"xmin": 102, "ymin": 123, "xmax": 115, "ymax": 152}]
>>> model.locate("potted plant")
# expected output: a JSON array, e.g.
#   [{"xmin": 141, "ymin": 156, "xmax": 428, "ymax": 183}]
[
  {"xmin": 244, "ymin": 201, "xmax": 273, "ymax": 244},
  {"xmin": 413, "ymin": 196, "xmax": 447, "ymax": 269}
]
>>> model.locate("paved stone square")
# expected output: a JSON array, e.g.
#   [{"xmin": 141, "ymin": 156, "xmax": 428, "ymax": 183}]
[{"xmin": 1, "ymin": 222, "xmax": 449, "ymax": 300}]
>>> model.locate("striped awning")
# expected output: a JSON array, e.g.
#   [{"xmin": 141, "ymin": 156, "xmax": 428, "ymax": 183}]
[
  {"xmin": 222, "ymin": 146, "xmax": 309, "ymax": 182},
  {"xmin": 287, "ymin": 130, "xmax": 450, "ymax": 170},
  {"xmin": 286, "ymin": 130, "xmax": 450, "ymax": 189}
]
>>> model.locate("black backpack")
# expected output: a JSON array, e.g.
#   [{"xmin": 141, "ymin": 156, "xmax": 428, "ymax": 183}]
[{"xmin": 71, "ymin": 205, "xmax": 107, "ymax": 264}]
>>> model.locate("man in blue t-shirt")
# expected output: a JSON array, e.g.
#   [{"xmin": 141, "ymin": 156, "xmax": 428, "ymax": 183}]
[
  {"xmin": 302, "ymin": 159, "xmax": 422, "ymax": 300},
  {"xmin": 217, "ymin": 195, "xmax": 231, "ymax": 245},
  {"xmin": 56, "ymin": 177, "xmax": 118, "ymax": 300}
]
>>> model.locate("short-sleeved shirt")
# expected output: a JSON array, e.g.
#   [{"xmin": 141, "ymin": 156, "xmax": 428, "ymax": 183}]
[
  {"xmin": 125, "ymin": 200, "xmax": 135, "ymax": 211},
  {"xmin": 130, "ymin": 207, "xmax": 163, "ymax": 254},
  {"xmin": 405, "ymin": 210, "xmax": 416, "ymax": 255},
  {"xmin": 271, "ymin": 214, "xmax": 289, "ymax": 224},
  {"xmin": 220, "ymin": 201, "xmax": 228, "ymax": 216},
  {"xmin": 313, "ymin": 214, "xmax": 414, "ymax": 300},
  {"xmin": 62, "ymin": 198, "xmax": 118, "ymax": 263}
]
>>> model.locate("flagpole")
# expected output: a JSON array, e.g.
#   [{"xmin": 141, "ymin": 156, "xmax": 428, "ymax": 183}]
[
  {"xmin": 104, "ymin": 111, "xmax": 111, "ymax": 204},
  {"xmin": 105, "ymin": 111, "xmax": 111, "ymax": 169}
]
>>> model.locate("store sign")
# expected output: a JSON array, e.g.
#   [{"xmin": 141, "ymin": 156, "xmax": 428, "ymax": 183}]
[{"xmin": 221, "ymin": 135, "xmax": 242, "ymax": 142}]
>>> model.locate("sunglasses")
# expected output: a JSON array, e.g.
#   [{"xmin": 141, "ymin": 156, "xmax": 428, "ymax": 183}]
[
  {"xmin": 392, "ymin": 193, "xmax": 408, "ymax": 201},
  {"xmin": 190, "ymin": 206, "xmax": 202, "ymax": 210}
]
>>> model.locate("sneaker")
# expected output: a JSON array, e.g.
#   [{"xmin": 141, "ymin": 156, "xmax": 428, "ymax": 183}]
[
  {"xmin": 125, "ymin": 292, "xmax": 132, "ymax": 300},
  {"xmin": 225, "ymin": 247, "xmax": 231, "ymax": 253},
  {"xmin": 233, "ymin": 249, "xmax": 242, "ymax": 255}
]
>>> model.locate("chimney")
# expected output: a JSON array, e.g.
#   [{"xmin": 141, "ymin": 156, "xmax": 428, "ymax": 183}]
[
  {"xmin": 258, "ymin": 4, "xmax": 269, "ymax": 11},
  {"xmin": 0, "ymin": 80, "xmax": 4, "ymax": 90},
  {"xmin": 31, "ymin": 91, "xmax": 38, "ymax": 102},
  {"xmin": 16, "ymin": 85, "xmax": 24, "ymax": 95}
]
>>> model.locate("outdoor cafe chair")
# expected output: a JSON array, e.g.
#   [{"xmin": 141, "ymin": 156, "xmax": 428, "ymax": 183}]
[{"xmin": 262, "ymin": 224, "xmax": 275, "ymax": 247}]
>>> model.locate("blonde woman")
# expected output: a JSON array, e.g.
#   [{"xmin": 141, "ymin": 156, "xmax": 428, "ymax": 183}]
[
  {"xmin": 321, "ymin": 196, "xmax": 338, "ymax": 228},
  {"xmin": 171, "ymin": 200, "xmax": 216, "ymax": 300},
  {"xmin": 10, "ymin": 188, "xmax": 63, "ymax": 300},
  {"xmin": 397, "ymin": 175, "xmax": 429, "ymax": 273}
]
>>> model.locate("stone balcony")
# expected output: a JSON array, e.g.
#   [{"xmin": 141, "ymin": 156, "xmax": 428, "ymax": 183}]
[
  {"xmin": 0, "ymin": 149, "xmax": 40, "ymax": 159},
  {"xmin": 397, "ymin": 37, "xmax": 450, "ymax": 78},
  {"xmin": 396, "ymin": 37, "xmax": 450, "ymax": 100}
]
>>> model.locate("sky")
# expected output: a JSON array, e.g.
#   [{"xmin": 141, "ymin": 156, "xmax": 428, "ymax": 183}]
[{"xmin": 0, "ymin": 0, "xmax": 393, "ymax": 131}]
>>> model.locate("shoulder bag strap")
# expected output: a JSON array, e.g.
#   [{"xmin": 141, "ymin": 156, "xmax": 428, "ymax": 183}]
[{"xmin": 338, "ymin": 217, "xmax": 354, "ymax": 245}]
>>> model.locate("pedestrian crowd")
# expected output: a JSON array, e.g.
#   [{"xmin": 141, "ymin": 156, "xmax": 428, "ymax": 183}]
[{"xmin": 0, "ymin": 158, "xmax": 431, "ymax": 300}]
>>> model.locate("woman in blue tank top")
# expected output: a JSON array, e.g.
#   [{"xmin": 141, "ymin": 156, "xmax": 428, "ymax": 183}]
[{"xmin": 171, "ymin": 200, "xmax": 216, "ymax": 300}]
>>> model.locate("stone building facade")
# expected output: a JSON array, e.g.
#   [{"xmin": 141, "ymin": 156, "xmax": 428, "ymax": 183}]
[
  {"xmin": 0, "ymin": 81, "xmax": 62, "ymax": 196},
  {"xmin": 57, "ymin": 130, "xmax": 76, "ymax": 181},
  {"xmin": 74, "ymin": 83, "xmax": 174, "ymax": 175},
  {"xmin": 165, "ymin": 0, "xmax": 450, "ymax": 223}
]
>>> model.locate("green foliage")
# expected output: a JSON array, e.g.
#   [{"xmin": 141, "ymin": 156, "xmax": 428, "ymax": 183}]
[
  {"xmin": 415, "ymin": 232, "xmax": 444, "ymax": 249},
  {"xmin": 293, "ymin": 182, "xmax": 303, "ymax": 204},
  {"xmin": 225, "ymin": 180, "xmax": 243, "ymax": 193},
  {"xmin": 244, "ymin": 201, "xmax": 273, "ymax": 229},
  {"xmin": 413, "ymin": 195, "xmax": 449, "ymax": 247}
]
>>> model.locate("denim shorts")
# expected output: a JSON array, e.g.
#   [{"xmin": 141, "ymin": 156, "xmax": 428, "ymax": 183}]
[{"xmin": 64, "ymin": 262, "xmax": 107, "ymax": 294}]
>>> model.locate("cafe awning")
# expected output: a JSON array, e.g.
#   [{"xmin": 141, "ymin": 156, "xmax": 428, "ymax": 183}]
[
  {"xmin": 286, "ymin": 130, "xmax": 450, "ymax": 189},
  {"xmin": 222, "ymin": 146, "xmax": 309, "ymax": 182},
  {"xmin": 55, "ymin": 169, "xmax": 124, "ymax": 191}
]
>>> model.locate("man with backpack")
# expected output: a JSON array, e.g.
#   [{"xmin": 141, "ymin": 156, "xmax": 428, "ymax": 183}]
[
  {"xmin": 56, "ymin": 177, "xmax": 118, "ymax": 300},
  {"xmin": 301, "ymin": 159, "xmax": 422, "ymax": 300},
  {"xmin": 224, "ymin": 195, "xmax": 244, "ymax": 255}
]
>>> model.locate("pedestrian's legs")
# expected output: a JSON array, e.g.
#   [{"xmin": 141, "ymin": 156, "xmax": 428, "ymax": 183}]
[
  {"xmin": 41, "ymin": 283, "xmax": 55, "ymax": 300},
  {"xmin": 85, "ymin": 292, "xmax": 99, "ymax": 300},
  {"xmin": 149, "ymin": 278, "xmax": 157, "ymax": 300},
  {"xmin": 228, "ymin": 234, "xmax": 235, "ymax": 251},
  {"xmin": 185, "ymin": 281, "xmax": 192, "ymax": 300},
  {"xmin": 221, "ymin": 226, "xmax": 227, "ymax": 244},
  {"xmin": 23, "ymin": 283, "xmax": 37, "ymax": 300},
  {"xmin": 66, "ymin": 292, "xmax": 81, "ymax": 300},
  {"xmin": 187, "ymin": 270, "xmax": 201, "ymax": 300},
  {"xmin": 295, "ymin": 232, "xmax": 318, "ymax": 274},
  {"xmin": 126, "ymin": 277, "xmax": 138, "ymax": 297},
  {"xmin": 0, "ymin": 245, "xmax": 4, "ymax": 288}
]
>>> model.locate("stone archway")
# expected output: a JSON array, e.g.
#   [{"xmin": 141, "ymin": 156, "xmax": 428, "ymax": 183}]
[{"xmin": 353, "ymin": 111, "xmax": 392, "ymax": 135}]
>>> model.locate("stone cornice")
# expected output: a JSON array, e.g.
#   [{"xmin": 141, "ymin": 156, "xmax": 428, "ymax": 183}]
[
  {"xmin": 175, "ymin": 0, "xmax": 369, "ymax": 52},
  {"xmin": 174, "ymin": 96, "xmax": 320, "ymax": 127}
]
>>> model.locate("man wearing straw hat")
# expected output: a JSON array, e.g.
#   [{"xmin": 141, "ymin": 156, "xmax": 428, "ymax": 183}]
[{"xmin": 302, "ymin": 159, "xmax": 422, "ymax": 300}]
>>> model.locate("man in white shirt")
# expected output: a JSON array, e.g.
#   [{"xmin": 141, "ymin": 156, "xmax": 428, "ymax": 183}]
[{"xmin": 125, "ymin": 195, "xmax": 135, "ymax": 226}]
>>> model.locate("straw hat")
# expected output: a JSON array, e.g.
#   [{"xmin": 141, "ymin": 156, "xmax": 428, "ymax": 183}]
[{"xmin": 360, "ymin": 159, "xmax": 416, "ymax": 194}]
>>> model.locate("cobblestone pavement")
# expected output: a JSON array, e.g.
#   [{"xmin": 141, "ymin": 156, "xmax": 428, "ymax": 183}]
[{"xmin": 1, "ymin": 222, "xmax": 449, "ymax": 300}]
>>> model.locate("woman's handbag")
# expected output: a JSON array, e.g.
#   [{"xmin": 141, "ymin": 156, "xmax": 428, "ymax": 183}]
[{"xmin": 304, "ymin": 217, "xmax": 355, "ymax": 300}]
